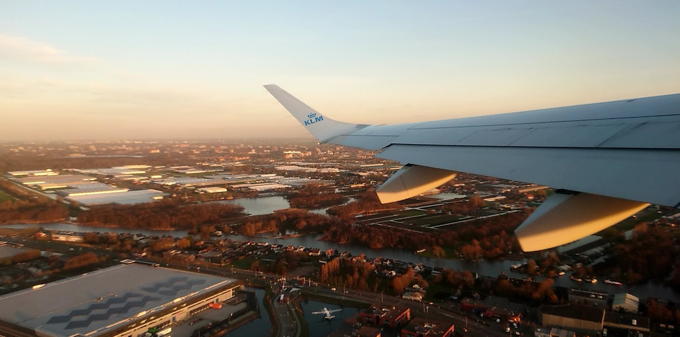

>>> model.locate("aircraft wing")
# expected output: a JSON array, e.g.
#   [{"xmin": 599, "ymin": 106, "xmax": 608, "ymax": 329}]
[{"xmin": 264, "ymin": 84, "xmax": 680, "ymax": 251}]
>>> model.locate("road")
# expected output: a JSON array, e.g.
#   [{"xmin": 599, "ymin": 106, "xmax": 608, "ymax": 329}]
[{"xmin": 270, "ymin": 289, "xmax": 301, "ymax": 337}]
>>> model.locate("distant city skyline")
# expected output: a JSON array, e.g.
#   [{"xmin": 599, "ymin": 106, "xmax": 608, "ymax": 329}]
[{"xmin": 1, "ymin": 0, "xmax": 679, "ymax": 141}]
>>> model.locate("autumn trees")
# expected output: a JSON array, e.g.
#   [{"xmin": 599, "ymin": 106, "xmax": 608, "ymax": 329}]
[
  {"xmin": 391, "ymin": 268, "xmax": 429, "ymax": 294},
  {"xmin": 77, "ymin": 200, "xmax": 244, "ymax": 230},
  {"xmin": 319, "ymin": 257, "xmax": 383, "ymax": 292},
  {"xmin": 442, "ymin": 194, "xmax": 485, "ymax": 216},
  {"xmin": 494, "ymin": 275, "xmax": 559, "ymax": 304},
  {"xmin": 289, "ymin": 193, "xmax": 347, "ymax": 209},
  {"xmin": 596, "ymin": 222, "xmax": 680, "ymax": 287},
  {"xmin": 238, "ymin": 208, "xmax": 343, "ymax": 236},
  {"xmin": 645, "ymin": 298, "xmax": 680, "ymax": 325},
  {"xmin": 0, "ymin": 200, "xmax": 68, "ymax": 223},
  {"xmin": 2, "ymin": 249, "xmax": 41, "ymax": 264},
  {"xmin": 286, "ymin": 184, "xmax": 347, "ymax": 209},
  {"xmin": 63, "ymin": 252, "xmax": 101, "ymax": 270},
  {"xmin": 0, "ymin": 180, "xmax": 68, "ymax": 223}
]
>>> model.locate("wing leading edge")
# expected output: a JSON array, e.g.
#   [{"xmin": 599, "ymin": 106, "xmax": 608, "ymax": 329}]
[{"xmin": 264, "ymin": 84, "xmax": 680, "ymax": 251}]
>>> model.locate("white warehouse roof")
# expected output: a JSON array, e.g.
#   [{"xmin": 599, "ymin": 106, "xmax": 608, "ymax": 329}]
[{"xmin": 0, "ymin": 264, "xmax": 237, "ymax": 337}]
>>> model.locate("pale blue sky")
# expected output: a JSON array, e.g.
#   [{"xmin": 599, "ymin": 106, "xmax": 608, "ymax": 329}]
[{"xmin": 1, "ymin": 1, "xmax": 679, "ymax": 140}]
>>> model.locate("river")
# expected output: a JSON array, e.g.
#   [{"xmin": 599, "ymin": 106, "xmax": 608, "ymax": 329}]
[
  {"xmin": 226, "ymin": 288, "xmax": 272, "ymax": 337},
  {"xmin": 4, "ymin": 221, "xmax": 679, "ymax": 302},
  {"xmin": 220, "ymin": 195, "xmax": 354, "ymax": 216},
  {"xmin": 4, "ymin": 190, "xmax": 679, "ymax": 303},
  {"xmin": 225, "ymin": 233, "xmax": 680, "ymax": 302}
]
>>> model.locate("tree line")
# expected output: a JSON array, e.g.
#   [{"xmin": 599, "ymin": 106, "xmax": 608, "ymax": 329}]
[
  {"xmin": 288, "ymin": 193, "xmax": 347, "ymax": 209},
  {"xmin": 596, "ymin": 222, "xmax": 680, "ymax": 287},
  {"xmin": 0, "ymin": 180, "xmax": 68, "ymax": 223},
  {"xmin": 326, "ymin": 190, "xmax": 403, "ymax": 218},
  {"xmin": 77, "ymin": 200, "xmax": 244, "ymax": 230},
  {"xmin": 238, "ymin": 208, "xmax": 344, "ymax": 236},
  {"xmin": 285, "ymin": 184, "xmax": 348, "ymax": 209}
]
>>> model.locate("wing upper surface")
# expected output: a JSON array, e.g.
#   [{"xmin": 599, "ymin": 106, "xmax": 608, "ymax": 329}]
[
  {"xmin": 266, "ymin": 85, "xmax": 680, "ymax": 206},
  {"xmin": 333, "ymin": 94, "xmax": 680, "ymax": 206},
  {"xmin": 266, "ymin": 86, "xmax": 680, "ymax": 250},
  {"xmin": 328, "ymin": 93, "xmax": 680, "ymax": 150}
]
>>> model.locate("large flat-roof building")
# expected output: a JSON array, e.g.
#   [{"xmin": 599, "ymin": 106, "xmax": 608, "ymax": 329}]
[
  {"xmin": 56, "ymin": 182, "xmax": 130, "ymax": 197},
  {"xmin": 568, "ymin": 289, "xmax": 608, "ymax": 308},
  {"xmin": 612, "ymin": 293, "xmax": 640, "ymax": 313},
  {"xmin": 7, "ymin": 169, "xmax": 58, "ymax": 177},
  {"xmin": 0, "ymin": 263, "xmax": 242, "ymax": 337},
  {"xmin": 66, "ymin": 189, "xmax": 164, "ymax": 206},
  {"xmin": 541, "ymin": 304, "xmax": 605, "ymax": 333},
  {"xmin": 15, "ymin": 174, "xmax": 96, "ymax": 190},
  {"xmin": 0, "ymin": 245, "xmax": 38, "ymax": 264}
]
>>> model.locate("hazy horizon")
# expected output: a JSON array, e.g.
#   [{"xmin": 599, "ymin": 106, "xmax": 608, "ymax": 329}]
[{"xmin": 2, "ymin": 1, "xmax": 679, "ymax": 141}]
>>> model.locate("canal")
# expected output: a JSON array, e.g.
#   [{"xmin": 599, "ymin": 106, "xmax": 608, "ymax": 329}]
[{"xmin": 3, "ymin": 193, "xmax": 679, "ymax": 302}]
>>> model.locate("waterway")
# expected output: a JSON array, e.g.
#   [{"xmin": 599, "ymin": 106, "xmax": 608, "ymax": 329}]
[
  {"xmin": 220, "ymin": 195, "xmax": 354, "ymax": 216},
  {"xmin": 226, "ymin": 288, "xmax": 272, "ymax": 337},
  {"xmin": 4, "ymin": 221, "xmax": 679, "ymax": 302},
  {"xmin": 225, "ymin": 234, "xmax": 680, "ymax": 302},
  {"xmin": 430, "ymin": 192, "xmax": 467, "ymax": 200},
  {"xmin": 221, "ymin": 196, "xmax": 290, "ymax": 216},
  {"xmin": 301, "ymin": 299, "xmax": 361, "ymax": 337},
  {"xmin": 223, "ymin": 289, "xmax": 361, "ymax": 337}
]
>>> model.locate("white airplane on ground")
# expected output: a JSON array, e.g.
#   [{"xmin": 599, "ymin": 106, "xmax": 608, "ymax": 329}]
[
  {"xmin": 265, "ymin": 85, "xmax": 680, "ymax": 252},
  {"xmin": 312, "ymin": 307, "xmax": 342, "ymax": 320}
]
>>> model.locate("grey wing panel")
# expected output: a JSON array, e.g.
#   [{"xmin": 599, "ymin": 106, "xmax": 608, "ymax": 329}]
[
  {"xmin": 331, "ymin": 94, "xmax": 680, "ymax": 150},
  {"xmin": 326, "ymin": 124, "xmax": 407, "ymax": 150},
  {"xmin": 376, "ymin": 145, "xmax": 680, "ymax": 207},
  {"xmin": 394, "ymin": 115, "xmax": 680, "ymax": 149},
  {"xmin": 409, "ymin": 93, "xmax": 680, "ymax": 128}
]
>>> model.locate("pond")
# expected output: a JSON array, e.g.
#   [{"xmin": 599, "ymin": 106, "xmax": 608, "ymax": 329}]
[
  {"xmin": 220, "ymin": 195, "xmax": 354, "ymax": 216},
  {"xmin": 430, "ymin": 193, "xmax": 467, "ymax": 200},
  {"xmin": 301, "ymin": 299, "xmax": 361, "ymax": 337},
  {"xmin": 221, "ymin": 196, "xmax": 291, "ymax": 216}
]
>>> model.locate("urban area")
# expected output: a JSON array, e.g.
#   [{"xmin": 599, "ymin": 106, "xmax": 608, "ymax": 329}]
[{"xmin": 0, "ymin": 140, "xmax": 678, "ymax": 337}]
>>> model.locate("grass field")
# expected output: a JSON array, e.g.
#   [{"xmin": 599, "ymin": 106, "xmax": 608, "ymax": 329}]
[
  {"xmin": 395, "ymin": 209, "xmax": 427, "ymax": 218},
  {"xmin": 407, "ymin": 213, "xmax": 464, "ymax": 227},
  {"xmin": 231, "ymin": 256, "xmax": 256, "ymax": 269},
  {"xmin": 0, "ymin": 189, "xmax": 15, "ymax": 202}
]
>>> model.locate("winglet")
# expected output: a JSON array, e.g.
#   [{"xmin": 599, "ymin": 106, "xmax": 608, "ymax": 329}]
[{"xmin": 264, "ymin": 84, "xmax": 366, "ymax": 142}]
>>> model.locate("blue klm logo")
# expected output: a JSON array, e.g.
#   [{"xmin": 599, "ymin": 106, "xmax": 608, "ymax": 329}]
[{"xmin": 304, "ymin": 113, "xmax": 324, "ymax": 126}]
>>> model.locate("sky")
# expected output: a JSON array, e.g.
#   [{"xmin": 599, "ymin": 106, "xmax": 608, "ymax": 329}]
[{"xmin": 1, "ymin": 1, "xmax": 679, "ymax": 141}]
